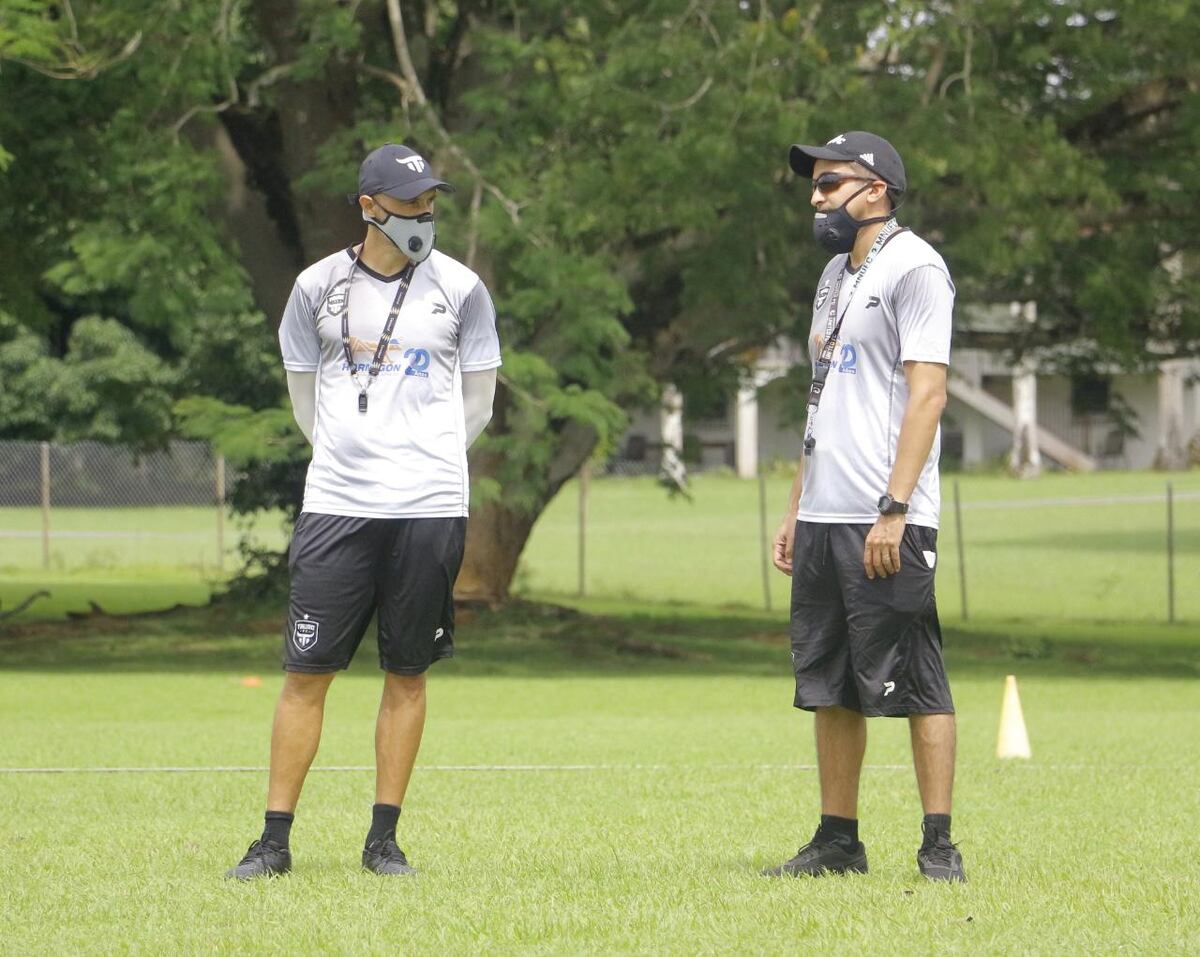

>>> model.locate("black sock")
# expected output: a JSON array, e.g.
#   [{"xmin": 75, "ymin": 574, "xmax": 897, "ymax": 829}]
[
  {"xmin": 366, "ymin": 803, "xmax": 401, "ymax": 847},
  {"xmin": 816, "ymin": 814, "xmax": 859, "ymax": 847},
  {"xmin": 923, "ymin": 813, "xmax": 952, "ymax": 843},
  {"xmin": 262, "ymin": 811, "xmax": 294, "ymax": 848}
]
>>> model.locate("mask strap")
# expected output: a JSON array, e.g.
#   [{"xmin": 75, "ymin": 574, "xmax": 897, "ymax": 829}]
[{"xmin": 838, "ymin": 182, "xmax": 894, "ymax": 229}]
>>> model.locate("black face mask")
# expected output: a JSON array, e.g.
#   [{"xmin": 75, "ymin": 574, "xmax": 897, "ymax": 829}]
[{"xmin": 812, "ymin": 183, "xmax": 893, "ymax": 254}]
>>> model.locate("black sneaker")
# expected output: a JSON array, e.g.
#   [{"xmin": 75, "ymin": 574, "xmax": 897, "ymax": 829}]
[
  {"xmin": 363, "ymin": 838, "xmax": 417, "ymax": 876},
  {"xmin": 224, "ymin": 839, "xmax": 291, "ymax": 881},
  {"xmin": 762, "ymin": 838, "xmax": 868, "ymax": 877},
  {"xmin": 917, "ymin": 823, "xmax": 966, "ymax": 882}
]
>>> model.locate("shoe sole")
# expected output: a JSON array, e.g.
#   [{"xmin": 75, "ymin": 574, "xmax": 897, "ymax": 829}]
[
  {"xmin": 919, "ymin": 868, "xmax": 966, "ymax": 883},
  {"xmin": 362, "ymin": 864, "xmax": 418, "ymax": 876},
  {"xmin": 224, "ymin": 866, "xmax": 290, "ymax": 881},
  {"xmin": 764, "ymin": 856, "xmax": 869, "ymax": 877}
]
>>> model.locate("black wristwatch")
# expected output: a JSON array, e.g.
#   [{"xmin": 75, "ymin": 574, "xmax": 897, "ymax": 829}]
[{"xmin": 877, "ymin": 494, "xmax": 908, "ymax": 516}]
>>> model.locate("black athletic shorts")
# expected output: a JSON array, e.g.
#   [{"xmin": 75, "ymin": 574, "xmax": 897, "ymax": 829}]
[
  {"xmin": 283, "ymin": 512, "xmax": 467, "ymax": 675},
  {"xmin": 789, "ymin": 521, "xmax": 954, "ymax": 717}
]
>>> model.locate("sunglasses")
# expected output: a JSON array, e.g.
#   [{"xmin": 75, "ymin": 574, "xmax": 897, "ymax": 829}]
[{"xmin": 810, "ymin": 172, "xmax": 878, "ymax": 194}]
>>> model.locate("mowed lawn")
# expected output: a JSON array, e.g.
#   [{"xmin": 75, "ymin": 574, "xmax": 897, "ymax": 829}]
[
  {"xmin": 519, "ymin": 470, "xmax": 1200, "ymax": 622},
  {"xmin": 1, "ymin": 604, "xmax": 1197, "ymax": 955},
  {"xmin": 0, "ymin": 507, "xmax": 289, "ymax": 620}
]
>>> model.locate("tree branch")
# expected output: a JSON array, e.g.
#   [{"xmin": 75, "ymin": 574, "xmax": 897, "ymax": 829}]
[
  {"xmin": 466, "ymin": 178, "xmax": 483, "ymax": 270},
  {"xmin": 661, "ymin": 76, "xmax": 713, "ymax": 113},
  {"xmin": 171, "ymin": 75, "xmax": 238, "ymax": 137},
  {"xmin": 244, "ymin": 62, "xmax": 296, "ymax": 108},
  {"xmin": 921, "ymin": 41, "xmax": 946, "ymax": 107},
  {"xmin": 800, "ymin": 1, "xmax": 823, "ymax": 42},
  {"xmin": 383, "ymin": 0, "xmax": 538, "ymax": 241},
  {"xmin": 0, "ymin": 590, "xmax": 50, "ymax": 621},
  {"xmin": 4, "ymin": 26, "xmax": 142, "ymax": 81},
  {"xmin": 171, "ymin": 0, "xmax": 240, "ymax": 138}
]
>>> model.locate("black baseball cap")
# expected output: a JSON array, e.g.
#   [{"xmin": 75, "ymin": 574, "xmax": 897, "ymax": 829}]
[
  {"xmin": 357, "ymin": 143, "xmax": 454, "ymax": 201},
  {"xmin": 788, "ymin": 131, "xmax": 906, "ymax": 195}
]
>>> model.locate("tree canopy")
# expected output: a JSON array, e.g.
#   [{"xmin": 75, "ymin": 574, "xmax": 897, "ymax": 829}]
[{"xmin": 2, "ymin": 0, "xmax": 1198, "ymax": 598}]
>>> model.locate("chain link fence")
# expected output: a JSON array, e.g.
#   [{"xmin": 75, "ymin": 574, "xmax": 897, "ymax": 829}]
[
  {"xmin": 517, "ymin": 472, "xmax": 1200, "ymax": 624},
  {"xmin": 0, "ymin": 441, "xmax": 232, "ymax": 575},
  {"xmin": 2, "ymin": 441, "xmax": 1197, "ymax": 624}
]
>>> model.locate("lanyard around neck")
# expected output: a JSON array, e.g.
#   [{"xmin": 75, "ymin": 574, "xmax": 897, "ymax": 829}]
[
  {"xmin": 340, "ymin": 252, "xmax": 416, "ymax": 414},
  {"xmin": 803, "ymin": 219, "xmax": 899, "ymax": 455}
]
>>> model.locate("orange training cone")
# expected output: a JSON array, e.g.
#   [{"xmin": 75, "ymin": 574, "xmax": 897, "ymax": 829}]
[{"xmin": 996, "ymin": 674, "xmax": 1032, "ymax": 760}]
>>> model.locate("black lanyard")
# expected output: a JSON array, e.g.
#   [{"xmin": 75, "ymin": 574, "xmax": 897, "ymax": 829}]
[
  {"xmin": 340, "ymin": 255, "xmax": 416, "ymax": 414},
  {"xmin": 803, "ymin": 219, "xmax": 900, "ymax": 455}
]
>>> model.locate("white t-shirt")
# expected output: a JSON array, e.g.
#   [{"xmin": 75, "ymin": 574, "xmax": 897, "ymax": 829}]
[
  {"xmin": 798, "ymin": 230, "xmax": 954, "ymax": 529},
  {"xmin": 278, "ymin": 247, "xmax": 502, "ymax": 519}
]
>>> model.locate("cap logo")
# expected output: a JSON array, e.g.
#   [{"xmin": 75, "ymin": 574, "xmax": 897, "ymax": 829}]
[
  {"xmin": 826, "ymin": 134, "xmax": 847, "ymax": 145},
  {"xmin": 396, "ymin": 154, "xmax": 426, "ymax": 172},
  {"xmin": 859, "ymin": 152, "xmax": 875, "ymax": 166}
]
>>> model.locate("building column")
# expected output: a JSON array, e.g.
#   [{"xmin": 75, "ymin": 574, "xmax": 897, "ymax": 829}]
[
  {"xmin": 1010, "ymin": 360, "xmax": 1042, "ymax": 477},
  {"xmin": 1156, "ymin": 359, "xmax": 1188, "ymax": 470},
  {"xmin": 659, "ymin": 383, "xmax": 686, "ymax": 487},
  {"xmin": 1009, "ymin": 303, "xmax": 1042, "ymax": 477},
  {"xmin": 734, "ymin": 384, "xmax": 759, "ymax": 478}
]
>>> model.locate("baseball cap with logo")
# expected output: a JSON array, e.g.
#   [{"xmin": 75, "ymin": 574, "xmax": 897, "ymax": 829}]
[
  {"xmin": 788, "ymin": 131, "xmax": 906, "ymax": 198},
  {"xmin": 357, "ymin": 143, "xmax": 455, "ymax": 201}
]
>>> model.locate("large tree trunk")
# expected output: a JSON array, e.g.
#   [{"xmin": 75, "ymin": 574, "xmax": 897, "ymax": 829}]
[
  {"xmin": 456, "ymin": 495, "xmax": 540, "ymax": 604},
  {"xmin": 218, "ymin": 0, "xmax": 364, "ymax": 322},
  {"xmin": 456, "ymin": 382, "xmax": 598, "ymax": 602}
]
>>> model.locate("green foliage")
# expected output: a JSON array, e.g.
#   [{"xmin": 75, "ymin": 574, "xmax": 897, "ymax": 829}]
[
  {"xmin": 0, "ymin": 310, "xmax": 174, "ymax": 448},
  {"xmin": 174, "ymin": 396, "xmax": 308, "ymax": 518},
  {"xmin": 49, "ymin": 317, "xmax": 175, "ymax": 450},
  {"xmin": 177, "ymin": 311, "xmax": 286, "ymax": 411},
  {"xmin": 0, "ymin": 310, "xmax": 62, "ymax": 439},
  {"xmin": 2, "ymin": 0, "xmax": 1199, "ymax": 594}
]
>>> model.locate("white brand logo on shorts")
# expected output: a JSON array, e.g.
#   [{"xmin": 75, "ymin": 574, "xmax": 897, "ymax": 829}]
[
  {"xmin": 883, "ymin": 680, "xmax": 896, "ymax": 696},
  {"xmin": 396, "ymin": 154, "xmax": 427, "ymax": 172},
  {"xmin": 434, "ymin": 627, "xmax": 445, "ymax": 641},
  {"xmin": 923, "ymin": 550, "xmax": 937, "ymax": 569},
  {"xmin": 293, "ymin": 615, "xmax": 320, "ymax": 653}
]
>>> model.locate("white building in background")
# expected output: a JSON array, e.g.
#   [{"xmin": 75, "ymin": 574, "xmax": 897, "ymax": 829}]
[{"xmin": 613, "ymin": 304, "xmax": 1200, "ymax": 477}]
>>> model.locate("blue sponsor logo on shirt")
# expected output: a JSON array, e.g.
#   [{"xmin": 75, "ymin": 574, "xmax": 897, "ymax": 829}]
[
  {"xmin": 839, "ymin": 343, "xmax": 858, "ymax": 374},
  {"xmin": 404, "ymin": 348, "xmax": 431, "ymax": 378}
]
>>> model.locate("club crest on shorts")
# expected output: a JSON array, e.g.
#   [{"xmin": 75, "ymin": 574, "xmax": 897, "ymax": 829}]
[
  {"xmin": 292, "ymin": 616, "xmax": 320, "ymax": 653},
  {"xmin": 815, "ymin": 283, "xmax": 830, "ymax": 310}
]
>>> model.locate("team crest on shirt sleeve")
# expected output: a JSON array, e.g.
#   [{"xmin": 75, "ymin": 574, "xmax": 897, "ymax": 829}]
[{"xmin": 815, "ymin": 283, "xmax": 831, "ymax": 310}]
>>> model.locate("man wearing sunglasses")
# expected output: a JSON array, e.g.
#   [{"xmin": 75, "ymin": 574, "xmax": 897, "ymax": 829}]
[{"xmin": 765, "ymin": 131, "xmax": 965, "ymax": 882}]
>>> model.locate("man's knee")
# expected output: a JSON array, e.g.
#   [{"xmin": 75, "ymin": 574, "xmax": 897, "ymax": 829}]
[
  {"xmin": 817, "ymin": 705, "xmax": 866, "ymax": 723},
  {"xmin": 382, "ymin": 672, "xmax": 426, "ymax": 707},
  {"xmin": 281, "ymin": 671, "xmax": 336, "ymax": 704}
]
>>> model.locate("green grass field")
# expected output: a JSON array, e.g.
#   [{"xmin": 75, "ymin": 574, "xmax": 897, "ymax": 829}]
[
  {"xmin": 2, "ymin": 470, "xmax": 1197, "ymax": 951},
  {"xmin": 1, "ymin": 602, "xmax": 1198, "ymax": 955},
  {"xmin": 2, "ymin": 470, "xmax": 1198, "ymax": 623},
  {"xmin": 519, "ymin": 469, "xmax": 1200, "ymax": 621},
  {"xmin": 0, "ymin": 507, "xmax": 288, "ymax": 620}
]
